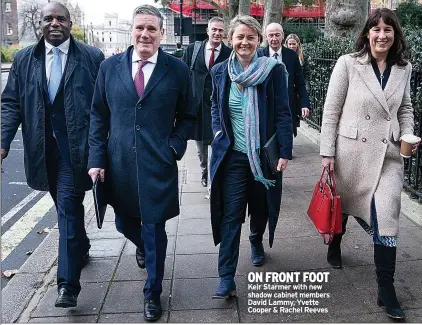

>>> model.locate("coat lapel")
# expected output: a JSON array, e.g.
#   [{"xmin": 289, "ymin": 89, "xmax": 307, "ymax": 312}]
[
  {"xmin": 215, "ymin": 63, "xmax": 232, "ymax": 137},
  {"xmin": 355, "ymin": 55, "xmax": 389, "ymax": 113},
  {"xmin": 116, "ymin": 46, "xmax": 139, "ymax": 102},
  {"xmin": 140, "ymin": 48, "xmax": 169, "ymax": 101},
  {"xmin": 214, "ymin": 43, "xmax": 231, "ymax": 66},
  {"xmin": 384, "ymin": 65, "xmax": 406, "ymax": 102}
]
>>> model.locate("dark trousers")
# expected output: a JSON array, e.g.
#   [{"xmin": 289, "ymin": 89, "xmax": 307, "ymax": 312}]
[
  {"xmin": 115, "ymin": 215, "xmax": 167, "ymax": 299},
  {"xmin": 219, "ymin": 150, "xmax": 268, "ymax": 277},
  {"xmin": 195, "ymin": 141, "xmax": 209, "ymax": 174},
  {"xmin": 46, "ymin": 143, "xmax": 89, "ymax": 295}
]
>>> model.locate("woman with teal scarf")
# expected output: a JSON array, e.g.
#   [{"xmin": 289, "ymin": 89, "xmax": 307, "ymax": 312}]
[{"xmin": 209, "ymin": 15, "xmax": 293, "ymax": 299}]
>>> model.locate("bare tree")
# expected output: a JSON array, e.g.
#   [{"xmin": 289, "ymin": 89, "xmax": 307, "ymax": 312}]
[
  {"xmin": 262, "ymin": 0, "xmax": 283, "ymax": 33},
  {"xmin": 238, "ymin": 0, "xmax": 250, "ymax": 15},
  {"xmin": 325, "ymin": 0, "xmax": 369, "ymax": 38},
  {"xmin": 19, "ymin": 1, "xmax": 42, "ymax": 41}
]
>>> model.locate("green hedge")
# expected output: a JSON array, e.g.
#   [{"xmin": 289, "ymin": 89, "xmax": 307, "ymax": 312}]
[{"xmin": 1, "ymin": 45, "xmax": 24, "ymax": 63}]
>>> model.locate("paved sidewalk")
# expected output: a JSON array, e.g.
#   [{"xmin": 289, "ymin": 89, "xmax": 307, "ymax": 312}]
[{"xmin": 4, "ymin": 133, "xmax": 422, "ymax": 323}]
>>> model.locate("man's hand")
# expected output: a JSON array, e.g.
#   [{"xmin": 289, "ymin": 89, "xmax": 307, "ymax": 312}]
[
  {"xmin": 322, "ymin": 156, "xmax": 335, "ymax": 172},
  {"xmin": 88, "ymin": 168, "xmax": 105, "ymax": 183},
  {"xmin": 277, "ymin": 158, "xmax": 289, "ymax": 172},
  {"xmin": 412, "ymin": 136, "xmax": 421, "ymax": 154},
  {"xmin": 301, "ymin": 107, "xmax": 310, "ymax": 119},
  {"xmin": 1, "ymin": 149, "xmax": 7, "ymax": 160}
]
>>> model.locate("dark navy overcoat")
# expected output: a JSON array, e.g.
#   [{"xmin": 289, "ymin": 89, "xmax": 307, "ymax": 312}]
[
  {"xmin": 88, "ymin": 47, "xmax": 196, "ymax": 223},
  {"xmin": 209, "ymin": 59, "xmax": 293, "ymax": 247}
]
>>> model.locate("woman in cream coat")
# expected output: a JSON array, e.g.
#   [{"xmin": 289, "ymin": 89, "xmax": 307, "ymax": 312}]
[{"xmin": 320, "ymin": 8, "xmax": 420, "ymax": 320}]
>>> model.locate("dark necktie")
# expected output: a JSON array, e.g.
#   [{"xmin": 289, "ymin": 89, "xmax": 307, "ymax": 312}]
[
  {"xmin": 273, "ymin": 52, "xmax": 279, "ymax": 61},
  {"xmin": 209, "ymin": 47, "xmax": 215, "ymax": 69},
  {"xmin": 134, "ymin": 60, "xmax": 149, "ymax": 97}
]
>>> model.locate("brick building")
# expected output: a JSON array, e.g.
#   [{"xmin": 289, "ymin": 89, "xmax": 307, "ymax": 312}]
[{"xmin": 1, "ymin": 0, "xmax": 19, "ymax": 45}]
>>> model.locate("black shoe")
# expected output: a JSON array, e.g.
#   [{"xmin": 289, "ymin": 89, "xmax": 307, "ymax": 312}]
[
  {"xmin": 144, "ymin": 298, "xmax": 162, "ymax": 321},
  {"xmin": 250, "ymin": 242, "xmax": 265, "ymax": 267},
  {"xmin": 55, "ymin": 287, "xmax": 77, "ymax": 308},
  {"xmin": 136, "ymin": 247, "xmax": 145, "ymax": 269},
  {"xmin": 375, "ymin": 245, "xmax": 405, "ymax": 320}
]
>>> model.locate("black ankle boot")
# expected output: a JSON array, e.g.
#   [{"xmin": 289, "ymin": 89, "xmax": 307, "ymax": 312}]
[
  {"xmin": 327, "ymin": 216, "xmax": 348, "ymax": 269},
  {"xmin": 374, "ymin": 244, "xmax": 405, "ymax": 320}
]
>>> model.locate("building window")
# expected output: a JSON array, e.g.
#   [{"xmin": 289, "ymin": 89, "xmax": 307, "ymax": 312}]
[
  {"xmin": 5, "ymin": 2, "xmax": 11, "ymax": 12},
  {"xmin": 109, "ymin": 21, "xmax": 111, "ymax": 26},
  {"xmin": 102, "ymin": 37, "xmax": 104, "ymax": 42},
  {"xmin": 110, "ymin": 37, "xmax": 112, "ymax": 42},
  {"xmin": 6, "ymin": 23, "xmax": 13, "ymax": 35}
]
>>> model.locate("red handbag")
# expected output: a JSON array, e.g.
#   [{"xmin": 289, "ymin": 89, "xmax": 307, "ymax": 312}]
[{"xmin": 307, "ymin": 168, "xmax": 342, "ymax": 245}]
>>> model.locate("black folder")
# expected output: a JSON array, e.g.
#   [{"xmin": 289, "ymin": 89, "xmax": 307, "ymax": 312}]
[
  {"xmin": 263, "ymin": 133, "xmax": 280, "ymax": 175},
  {"xmin": 93, "ymin": 174, "xmax": 107, "ymax": 229}
]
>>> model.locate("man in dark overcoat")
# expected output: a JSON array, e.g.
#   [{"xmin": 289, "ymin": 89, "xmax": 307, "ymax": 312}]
[
  {"xmin": 1, "ymin": 2, "xmax": 104, "ymax": 307},
  {"xmin": 88, "ymin": 5, "xmax": 195, "ymax": 322},
  {"xmin": 182, "ymin": 17, "xmax": 231, "ymax": 188},
  {"xmin": 258, "ymin": 22, "xmax": 310, "ymax": 137}
]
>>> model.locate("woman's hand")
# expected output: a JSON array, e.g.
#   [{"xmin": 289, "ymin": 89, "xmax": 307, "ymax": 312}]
[
  {"xmin": 412, "ymin": 137, "xmax": 421, "ymax": 154},
  {"xmin": 322, "ymin": 156, "xmax": 335, "ymax": 171},
  {"xmin": 277, "ymin": 158, "xmax": 289, "ymax": 172}
]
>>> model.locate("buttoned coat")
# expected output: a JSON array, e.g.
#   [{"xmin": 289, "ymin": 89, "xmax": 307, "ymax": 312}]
[
  {"xmin": 320, "ymin": 53, "xmax": 414, "ymax": 236},
  {"xmin": 209, "ymin": 60, "xmax": 293, "ymax": 247},
  {"xmin": 88, "ymin": 47, "xmax": 195, "ymax": 223},
  {"xmin": 1, "ymin": 36, "xmax": 104, "ymax": 192}
]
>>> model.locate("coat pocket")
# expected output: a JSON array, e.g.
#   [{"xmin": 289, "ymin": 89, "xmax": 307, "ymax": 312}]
[{"xmin": 337, "ymin": 123, "xmax": 358, "ymax": 139}]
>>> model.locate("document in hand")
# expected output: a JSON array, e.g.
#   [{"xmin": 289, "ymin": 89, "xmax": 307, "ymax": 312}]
[
  {"xmin": 93, "ymin": 174, "xmax": 107, "ymax": 229},
  {"xmin": 263, "ymin": 133, "xmax": 280, "ymax": 175}
]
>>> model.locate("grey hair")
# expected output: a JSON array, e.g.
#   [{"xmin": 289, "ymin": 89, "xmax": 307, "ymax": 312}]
[
  {"xmin": 133, "ymin": 5, "xmax": 163, "ymax": 29},
  {"xmin": 228, "ymin": 15, "xmax": 262, "ymax": 43},
  {"xmin": 208, "ymin": 16, "xmax": 224, "ymax": 29}
]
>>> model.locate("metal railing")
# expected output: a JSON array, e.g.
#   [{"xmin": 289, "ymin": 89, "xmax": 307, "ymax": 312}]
[{"xmin": 307, "ymin": 55, "xmax": 422, "ymax": 200}]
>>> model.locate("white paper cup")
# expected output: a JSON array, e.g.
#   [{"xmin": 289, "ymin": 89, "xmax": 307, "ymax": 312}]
[{"xmin": 400, "ymin": 134, "xmax": 419, "ymax": 158}]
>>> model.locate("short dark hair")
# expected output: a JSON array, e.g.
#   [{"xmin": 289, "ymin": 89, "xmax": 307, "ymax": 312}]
[
  {"xmin": 41, "ymin": 1, "xmax": 71, "ymax": 21},
  {"xmin": 133, "ymin": 5, "xmax": 163, "ymax": 30},
  {"xmin": 354, "ymin": 8, "xmax": 408, "ymax": 66},
  {"xmin": 176, "ymin": 42, "xmax": 182, "ymax": 49}
]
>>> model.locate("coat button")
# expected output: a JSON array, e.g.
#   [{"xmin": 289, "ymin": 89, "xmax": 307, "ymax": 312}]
[
  {"xmin": 132, "ymin": 146, "xmax": 136, "ymax": 152},
  {"xmin": 362, "ymin": 137, "xmax": 367, "ymax": 142},
  {"xmin": 136, "ymin": 125, "xmax": 140, "ymax": 130},
  {"xmin": 383, "ymin": 139, "xmax": 387, "ymax": 144},
  {"xmin": 386, "ymin": 117, "xmax": 391, "ymax": 121},
  {"xmin": 365, "ymin": 115, "xmax": 370, "ymax": 120}
]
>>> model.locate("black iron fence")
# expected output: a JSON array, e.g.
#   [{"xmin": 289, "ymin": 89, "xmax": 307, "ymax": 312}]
[{"xmin": 307, "ymin": 54, "xmax": 422, "ymax": 201}]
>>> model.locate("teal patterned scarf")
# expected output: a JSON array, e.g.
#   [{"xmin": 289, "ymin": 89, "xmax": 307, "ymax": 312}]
[{"xmin": 228, "ymin": 51, "xmax": 279, "ymax": 189}]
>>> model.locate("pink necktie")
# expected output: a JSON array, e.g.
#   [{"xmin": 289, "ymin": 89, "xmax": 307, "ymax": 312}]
[{"xmin": 134, "ymin": 60, "xmax": 149, "ymax": 97}]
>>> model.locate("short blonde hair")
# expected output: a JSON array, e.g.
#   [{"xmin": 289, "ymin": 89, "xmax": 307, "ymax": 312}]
[{"xmin": 228, "ymin": 15, "xmax": 263, "ymax": 43}]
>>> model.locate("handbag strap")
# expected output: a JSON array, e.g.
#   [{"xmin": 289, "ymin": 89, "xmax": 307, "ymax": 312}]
[{"xmin": 328, "ymin": 170, "xmax": 338, "ymax": 196}]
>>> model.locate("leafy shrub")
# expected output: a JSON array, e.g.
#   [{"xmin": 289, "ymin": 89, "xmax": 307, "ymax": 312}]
[
  {"xmin": 283, "ymin": 22, "xmax": 323, "ymax": 44},
  {"xmin": 1, "ymin": 45, "xmax": 24, "ymax": 62},
  {"xmin": 396, "ymin": 0, "xmax": 422, "ymax": 29}
]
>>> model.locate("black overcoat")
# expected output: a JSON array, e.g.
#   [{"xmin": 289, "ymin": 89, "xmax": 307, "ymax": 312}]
[
  {"xmin": 258, "ymin": 46, "xmax": 310, "ymax": 136},
  {"xmin": 1, "ymin": 36, "xmax": 104, "ymax": 191},
  {"xmin": 88, "ymin": 47, "xmax": 195, "ymax": 223},
  {"xmin": 209, "ymin": 60, "xmax": 293, "ymax": 247},
  {"xmin": 182, "ymin": 40, "xmax": 231, "ymax": 143}
]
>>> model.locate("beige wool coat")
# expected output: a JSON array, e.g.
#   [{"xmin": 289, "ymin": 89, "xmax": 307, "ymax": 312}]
[{"xmin": 320, "ymin": 53, "xmax": 414, "ymax": 236}]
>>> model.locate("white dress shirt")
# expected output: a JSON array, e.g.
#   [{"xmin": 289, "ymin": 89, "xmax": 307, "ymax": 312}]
[
  {"xmin": 45, "ymin": 38, "xmax": 70, "ymax": 82},
  {"xmin": 132, "ymin": 49, "xmax": 158, "ymax": 87},
  {"xmin": 269, "ymin": 46, "xmax": 283, "ymax": 63},
  {"xmin": 205, "ymin": 41, "xmax": 222, "ymax": 70}
]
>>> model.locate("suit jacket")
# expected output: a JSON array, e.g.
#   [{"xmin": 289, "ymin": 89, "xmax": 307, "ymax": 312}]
[
  {"xmin": 209, "ymin": 59, "xmax": 293, "ymax": 247},
  {"xmin": 1, "ymin": 36, "xmax": 104, "ymax": 191},
  {"xmin": 183, "ymin": 40, "xmax": 231, "ymax": 143},
  {"xmin": 320, "ymin": 53, "xmax": 414, "ymax": 236},
  {"xmin": 88, "ymin": 47, "xmax": 196, "ymax": 223},
  {"xmin": 258, "ymin": 46, "xmax": 310, "ymax": 136}
]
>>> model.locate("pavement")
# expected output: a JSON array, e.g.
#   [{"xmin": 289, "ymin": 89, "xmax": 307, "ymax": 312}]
[{"xmin": 2, "ymin": 131, "xmax": 422, "ymax": 323}]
